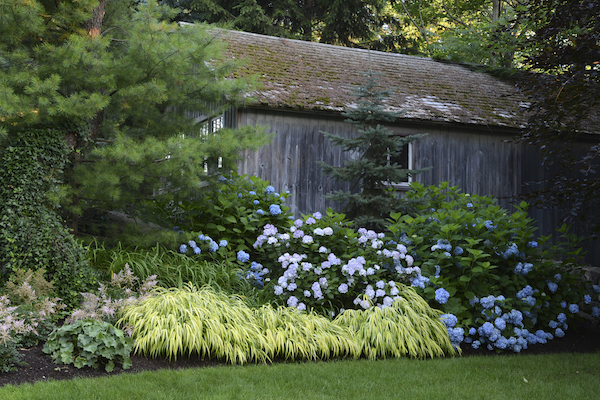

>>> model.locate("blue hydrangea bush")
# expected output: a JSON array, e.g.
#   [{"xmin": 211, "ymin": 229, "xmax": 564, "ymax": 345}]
[
  {"xmin": 249, "ymin": 209, "xmax": 421, "ymax": 315},
  {"xmin": 173, "ymin": 172, "xmax": 293, "ymax": 259},
  {"xmin": 387, "ymin": 182, "xmax": 592, "ymax": 352}
]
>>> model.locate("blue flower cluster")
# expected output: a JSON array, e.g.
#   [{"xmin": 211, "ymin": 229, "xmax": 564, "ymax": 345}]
[{"xmin": 179, "ymin": 234, "xmax": 226, "ymax": 255}]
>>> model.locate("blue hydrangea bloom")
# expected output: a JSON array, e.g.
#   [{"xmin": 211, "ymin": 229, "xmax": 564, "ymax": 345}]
[
  {"xmin": 253, "ymin": 200, "xmax": 260, "ymax": 205},
  {"xmin": 469, "ymin": 327, "xmax": 477, "ymax": 336},
  {"xmin": 410, "ymin": 275, "xmax": 430, "ymax": 289},
  {"xmin": 557, "ymin": 312, "xmax": 567, "ymax": 323},
  {"xmin": 265, "ymin": 186, "xmax": 275, "ymax": 194},
  {"xmin": 527, "ymin": 241, "xmax": 538, "ymax": 248},
  {"xmin": 480, "ymin": 295, "xmax": 496, "ymax": 309},
  {"xmin": 441, "ymin": 314, "xmax": 458, "ymax": 328},
  {"xmin": 468, "ymin": 296, "xmax": 479, "ymax": 307},
  {"xmin": 219, "ymin": 240, "xmax": 228, "ymax": 247},
  {"xmin": 568, "ymin": 304, "xmax": 579, "ymax": 314},
  {"xmin": 447, "ymin": 327, "xmax": 464, "ymax": 347},
  {"xmin": 502, "ymin": 243, "xmax": 519, "ymax": 259},
  {"xmin": 454, "ymin": 246, "xmax": 464, "ymax": 256},
  {"xmin": 472, "ymin": 340, "xmax": 481, "ymax": 349},
  {"xmin": 554, "ymin": 273, "xmax": 562, "ymax": 281},
  {"xmin": 555, "ymin": 328, "xmax": 565, "ymax": 338},
  {"xmin": 257, "ymin": 209, "xmax": 264, "ymax": 215},
  {"xmin": 269, "ymin": 204, "xmax": 282, "ymax": 215},
  {"xmin": 208, "ymin": 241, "xmax": 219, "ymax": 252},
  {"xmin": 494, "ymin": 317, "xmax": 506, "ymax": 331},
  {"xmin": 517, "ymin": 285, "xmax": 534, "ymax": 299},
  {"xmin": 560, "ymin": 300, "xmax": 567, "ymax": 309},
  {"xmin": 237, "ymin": 250, "xmax": 250, "ymax": 263},
  {"xmin": 593, "ymin": 285, "xmax": 600, "ymax": 293},
  {"xmin": 193, "ymin": 246, "xmax": 201, "ymax": 255},
  {"xmin": 592, "ymin": 307, "xmax": 600, "ymax": 318},
  {"xmin": 584, "ymin": 294, "xmax": 592, "ymax": 304},
  {"xmin": 479, "ymin": 322, "xmax": 494, "ymax": 337},
  {"xmin": 524, "ymin": 296, "xmax": 536, "ymax": 307},
  {"xmin": 435, "ymin": 288, "xmax": 450, "ymax": 304},
  {"xmin": 179, "ymin": 244, "xmax": 187, "ymax": 253},
  {"xmin": 249, "ymin": 191, "xmax": 256, "ymax": 195},
  {"xmin": 547, "ymin": 281, "xmax": 558, "ymax": 293},
  {"xmin": 466, "ymin": 203, "xmax": 473, "ymax": 208},
  {"xmin": 495, "ymin": 336, "xmax": 509, "ymax": 349},
  {"xmin": 484, "ymin": 220, "xmax": 496, "ymax": 231}
]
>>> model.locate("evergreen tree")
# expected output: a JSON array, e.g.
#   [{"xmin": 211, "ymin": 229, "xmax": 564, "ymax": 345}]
[
  {"xmin": 0, "ymin": 0, "xmax": 269, "ymax": 233},
  {"xmin": 320, "ymin": 70, "xmax": 428, "ymax": 231},
  {"xmin": 160, "ymin": 0, "xmax": 410, "ymax": 52}
]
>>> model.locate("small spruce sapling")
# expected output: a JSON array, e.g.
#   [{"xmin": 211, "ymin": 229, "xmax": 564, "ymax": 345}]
[{"xmin": 320, "ymin": 70, "xmax": 429, "ymax": 231}]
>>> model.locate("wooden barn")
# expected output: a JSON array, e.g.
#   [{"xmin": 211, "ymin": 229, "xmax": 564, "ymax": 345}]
[{"xmin": 207, "ymin": 29, "xmax": 598, "ymax": 262}]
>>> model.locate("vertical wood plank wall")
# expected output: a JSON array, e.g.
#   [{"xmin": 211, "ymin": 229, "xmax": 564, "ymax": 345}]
[
  {"xmin": 237, "ymin": 107, "xmax": 521, "ymax": 214},
  {"xmin": 236, "ymin": 107, "xmax": 599, "ymax": 263}
]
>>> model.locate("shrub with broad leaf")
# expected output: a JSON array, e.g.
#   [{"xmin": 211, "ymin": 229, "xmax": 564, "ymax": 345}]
[
  {"xmin": 387, "ymin": 182, "xmax": 591, "ymax": 352},
  {"xmin": 251, "ymin": 209, "xmax": 421, "ymax": 316}
]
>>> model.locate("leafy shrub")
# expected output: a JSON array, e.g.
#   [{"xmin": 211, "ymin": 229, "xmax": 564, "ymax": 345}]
[
  {"xmin": 167, "ymin": 172, "xmax": 293, "ymax": 255},
  {"xmin": 250, "ymin": 210, "xmax": 420, "ymax": 315},
  {"xmin": 0, "ymin": 128, "xmax": 98, "ymax": 308},
  {"xmin": 387, "ymin": 182, "xmax": 590, "ymax": 352},
  {"xmin": 67, "ymin": 264, "xmax": 157, "ymax": 326},
  {"xmin": 43, "ymin": 319, "xmax": 133, "ymax": 372}
]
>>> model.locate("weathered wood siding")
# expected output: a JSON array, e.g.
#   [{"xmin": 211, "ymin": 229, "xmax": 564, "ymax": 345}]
[
  {"xmin": 236, "ymin": 107, "xmax": 599, "ymax": 264},
  {"xmin": 237, "ymin": 107, "xmax": 522, "ymax": 214},
  {"xmin": 236, "ymin": 108, "xmax": 359, "ymax": 216}
]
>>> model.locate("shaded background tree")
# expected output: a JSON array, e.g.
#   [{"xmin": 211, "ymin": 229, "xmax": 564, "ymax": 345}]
[
  {"xmin": 160, "ymin": 0, "xmax": 420, "ymax": 52},
  {"xmin": 0, "ymin": 0, "xmax": 269, "ymax": 235},
  {"xmin": 517, "ymin": 0, "xmax": 600, "ymax": 238},
  {"xmin": 320, "ymin": 71, "xmax": 428, "ymax": 231}
]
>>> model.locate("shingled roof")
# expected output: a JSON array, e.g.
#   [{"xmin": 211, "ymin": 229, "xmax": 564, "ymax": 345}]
[{"xmin": 215, "ymin": 29, "xmax": 528, "ymax": 129}]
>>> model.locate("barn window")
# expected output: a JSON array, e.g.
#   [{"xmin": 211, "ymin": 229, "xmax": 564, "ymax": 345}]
[
  {"xmin": 386, "ymin": 142, "xmax": 412, "ymax": 189},
  {"xmin": 198, "ymin": 114, "xmax": 225, "ymax": 171}
]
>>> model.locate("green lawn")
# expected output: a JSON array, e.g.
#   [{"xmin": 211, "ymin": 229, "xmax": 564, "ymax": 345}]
[{"xmin": 1, "ymin": 353, "xmax": 599, "ymax": 400}]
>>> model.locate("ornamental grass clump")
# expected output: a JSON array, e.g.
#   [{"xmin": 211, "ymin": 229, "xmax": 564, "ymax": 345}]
[
  {"xmin": 334, "ymin": 286, "xmax": 456, "ymax": 359},
  {"xmin": 387, "ymin": 182, "xmax": 592, "ymax": 352},
  {"xmin": 251, "ymin": 209, "xmax": 421, "ymax": 315},
  {"xmin": 118, "ymin": 284, "xmax": 359, "ymax": 364}
]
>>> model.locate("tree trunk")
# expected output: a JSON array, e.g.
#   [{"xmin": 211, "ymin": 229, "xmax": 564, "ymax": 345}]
[
  {"xmin": 84, "ymin": 0, "xmax": 108, "ymax": 36},
  {"xmin": 492, "ymin": 0, "xmax": 502, "ymax": 22}
]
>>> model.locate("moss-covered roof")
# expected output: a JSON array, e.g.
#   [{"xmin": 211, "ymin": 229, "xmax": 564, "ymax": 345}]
[{"xmin": 216, "ymin": 29, "xmax": 528, "ymax": 128}]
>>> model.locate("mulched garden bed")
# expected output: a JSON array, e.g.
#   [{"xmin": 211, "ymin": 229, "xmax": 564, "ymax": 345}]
[{"xmin": 2, "ymin": 320, "xmax": 599, "ymax": 388}]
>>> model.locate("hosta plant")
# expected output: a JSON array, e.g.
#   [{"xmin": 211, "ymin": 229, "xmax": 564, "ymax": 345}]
[
  {"xmin": 43, "ymin": 319, "xmax": 133, "ymax": 372},
  {"xmin": 387, "ymin": 182, "xmax": 590, "ymax": 352}
]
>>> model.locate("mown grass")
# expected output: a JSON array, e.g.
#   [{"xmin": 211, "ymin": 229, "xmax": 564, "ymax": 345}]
[{"xmin": 1, "ymin": 353, "xmax": 599, "ymax": 400}]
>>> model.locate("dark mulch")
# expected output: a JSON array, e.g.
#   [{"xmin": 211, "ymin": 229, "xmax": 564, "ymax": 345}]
[{"xmin": 2, "ymin": 320, "xmax": 599, "ymax": 388}]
